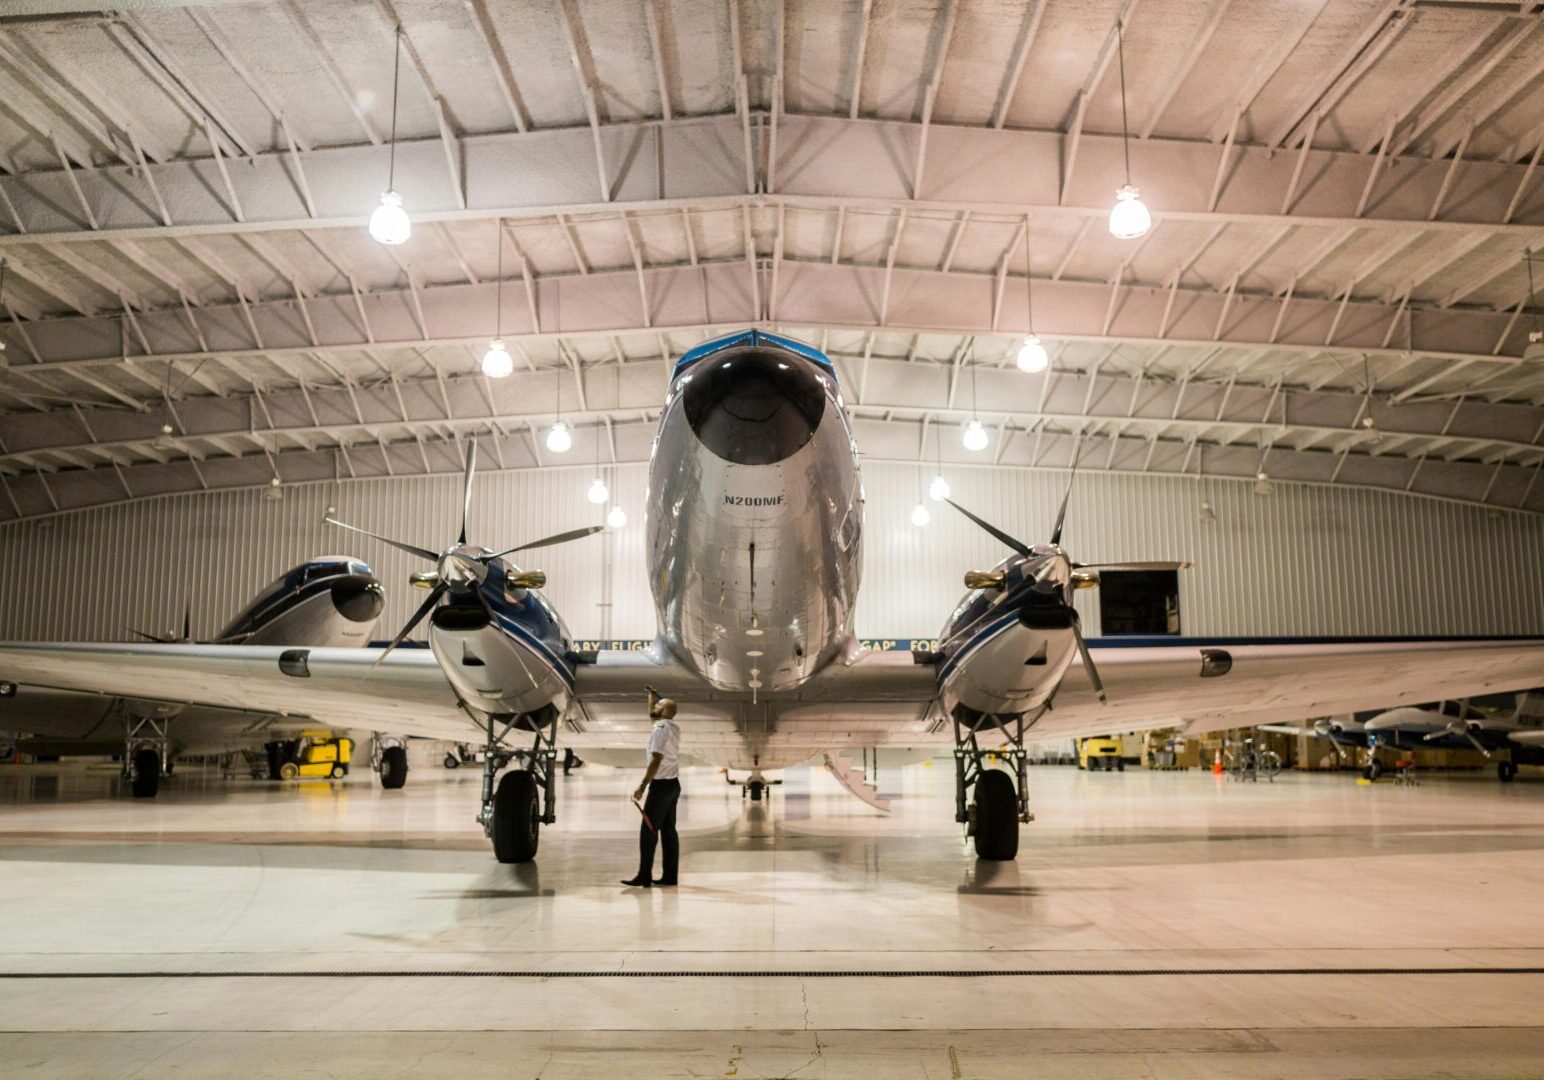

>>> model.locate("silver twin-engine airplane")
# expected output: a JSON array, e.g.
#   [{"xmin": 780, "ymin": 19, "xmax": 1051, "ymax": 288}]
[{"xmin": 2, "ymin": 330, "xmax": 1541, "ymax": 861}]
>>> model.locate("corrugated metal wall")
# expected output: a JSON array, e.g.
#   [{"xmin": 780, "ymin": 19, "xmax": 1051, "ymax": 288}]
[{"xmin": 1, "ymin": 462, "xmax": 1540, "ymax": 642}]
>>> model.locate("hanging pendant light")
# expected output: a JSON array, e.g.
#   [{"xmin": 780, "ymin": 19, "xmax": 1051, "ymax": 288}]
[
  {"xmin": 1199, "ymin": 499, "xmax": 1217, "ymax": 525},
  {"xmin": 910, "ymin": 501, "xmax": 931, "ymax": 527},
  {"xmin": 587, "ymin": 476, "xmax": 610, "ymax": 504},
  {"xmin": 262, "ymin": 475, "xmax": 283, "ymax": 502},
  {"xmin": 1016, "ymin": 333, "xmax": 1049, "ymax": 373},
  {"xmin": 481, "ymin": 339, "xmax": 513, "ymax": 378},
  {"xmin": 928, "ymin": 474, "xmax": 950, "ymax": 501},
  {"xmin": 368, "ymin": 26, "xmax": 411, "ymax": 245},
  {"xmin": 962, "ymin": 419, "xmax": 988, "ymax": 452},
  {"xmin": 1016, "ymin": 216, "xmax": 1050, "ymax": 372},
  {"xmin": 152, "ymin": 422, "xmax": 178, "ymax": 451},
  {"xmin": 606, "ymin": 505, "xmax": 627, "ymax": 528},
  {"xmin": 546, "ymin": 420, "xmax": 572, "ymax": 454},
  {"xmin": 480, "ymin": 219, "xmax": 513, "ymax": 377},
  {"xmin": 545, "ymin": 366, "xmax": 571, "ymax": 452},
  {"xmin": 1108, "ymin": 20, "xmax": 1151, "ymax": 240}
]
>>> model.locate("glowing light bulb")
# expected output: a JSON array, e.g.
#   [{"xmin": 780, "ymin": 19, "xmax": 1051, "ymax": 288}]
[
  {"xmin": 586, "ymin": 477, "xmax": 609, "ymax": 504},
  {"xmin": 545, "ymin": 421, "xmax": 572, "ymax": 454},
  {"xmin": 962, "ymin": 419, "xmax": 989, "ymax": 452},
  {"xmin": 368, "ymin": 190, "xmax": 411, "ymax": 245},
  {"xmin": 152, "ymin": 423, "xmax": 177, "ymax": 451},
  {"xmin": 1108, "ymin": 184, "xmax": 1151, "ymax": 240},
  {"xmin": 910, "ymin": 501, "xmax": 931, "ymax": 527},
  {"xmin": 262, "ymin": 476, "xmax": 283, "ymax": 502},
  {"xmin": 481, "ymin": 338, "xmax": 513, "ymax": 378},
  {"xmin": 1015, "ymin": 333, "xmax": 1049, "ymax": 373},
  {"xmin": 606, "ymin": 506, "xmax": 627, "ymax": 528},
  {"xmin": 928, "ymin": 474, "xmax": 950, "ymax": 501}
]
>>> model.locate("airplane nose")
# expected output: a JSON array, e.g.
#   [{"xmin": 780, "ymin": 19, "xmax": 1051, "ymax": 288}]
[
  {"xmin": 682, "ymin": 349, "xmax": 826, "ymax": 465},
  {"xmin": 331, "ymin": 574, "xmax": 386, "ymax": 623}
]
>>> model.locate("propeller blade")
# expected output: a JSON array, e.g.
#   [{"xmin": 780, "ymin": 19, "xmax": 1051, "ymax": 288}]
[
  {"xmin": 1076, "ymin": 561, "xmax": 1194, "ymax": 571},
  {"xmin": 1458, "ymin": 724, "xmax": 1492, "ymax": 759},
  {"xmin": 1050, "ymin": 440, "xmax": 1087, "ymax": 546},
  {"xmin": 1050, "ymin": 481, "xmax": 1074, "ymax": 547},
  {"xmin": 1072, "ymin": 623, "xmax": 1107, "ymax": 704},
  {"xmin": 128, "ymin": 628, "xmax": 172, "ymax": 644},
  {"xmin": 371, "ymin": 582, "xmax": 448, "ymax": 671},
  {"xmin": 484, "ymin": 525, "xmax": 605, "ymax": 561},
  {"xmin": 942, "ymin": 498, "xmax": 1032, "ymax": 558},
  {"xmin": 325, "ymin": 517, "xmax": 438, "ymax": 562},
  {"xmin": 182, "ymin": 604, "xmax": 191, "ymax": 643},
  {"xmin": 459, "ymin": 441, "xmax": 477, "ymax": 545}
]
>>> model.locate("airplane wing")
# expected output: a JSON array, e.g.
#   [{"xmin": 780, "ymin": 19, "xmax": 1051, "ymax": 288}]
[
  {"xmin": 1024, "ymin": 638, "xmax": 1544, "ymax": 743},
  {"xmin": 0, "ymin": 642, "xmax": 480, "ymax": 743}
]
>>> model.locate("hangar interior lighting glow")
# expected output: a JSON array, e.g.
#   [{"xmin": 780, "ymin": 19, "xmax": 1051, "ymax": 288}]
[
  {"xmin": 545, "ymin": 421, "xmax": 572, "ymax": 454},
  {"xmin": 910, "ymin": 501, "xmax": 931, "ymax": 527},
  {"xmin": 606, "ymin": 505, "xmax": 627, "ymax": 528},
  {"xmin": 1016, "ymin": 334, "xmax": 1049, "ymax": 373},
  {"xmin": 928, "ymin": 474, "xmax": 950, "ymax": 501},
  {"xmin": 962, "ymin": 419, "xmax": 988, "ymax": 452},
  {"xmin": 481, "ymin": 339, "xmax": 513, "ymax": 378},
  {"xmin": 368, "ymin": 27, "xmax": 410, "ymax": 246},
  {"xmin": 1108, "ymin": 20, "xmax": 1151, "ymax": 240},
  {"xmin": 587, "ymin": 476, "xmax": 609, "ymax": 504}
]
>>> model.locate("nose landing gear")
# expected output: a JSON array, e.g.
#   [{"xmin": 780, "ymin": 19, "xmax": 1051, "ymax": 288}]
[
  {"xmin": 476, "ymin": 706, "xmax": 560, "ymax": 864},
  {"xmin": 123, "ymin": 714, "xmax": 171, "ymax": 799},
  {"xmin": 953, "ymin": 708, "xmax": 1033, "ymax": 860}
]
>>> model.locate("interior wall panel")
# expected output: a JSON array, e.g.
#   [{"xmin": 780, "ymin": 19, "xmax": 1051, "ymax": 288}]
[{"xmin": 1, "ymin": 464, "xmax": 1540, "ymax": 644}]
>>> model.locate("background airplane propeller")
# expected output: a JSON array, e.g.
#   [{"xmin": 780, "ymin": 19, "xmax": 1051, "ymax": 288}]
[
  {"xmin": 326, "ymin": 443, "xmax": 602, "ymax": 666},
  {"xmin": 130, "ymin": 604, "xmax": 190, "ymax": 644}
]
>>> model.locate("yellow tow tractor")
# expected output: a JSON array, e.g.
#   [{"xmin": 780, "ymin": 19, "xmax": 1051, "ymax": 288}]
[
  {"xmin": 267, "ymin": 732, "xmax": 352, "ymax": 780},
  {"xmin": 1078, "ymin": 736, "xmax": 1125, "ymax": 772}
]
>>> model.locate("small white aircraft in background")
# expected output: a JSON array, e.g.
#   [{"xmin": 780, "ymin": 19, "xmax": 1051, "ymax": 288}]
[
  {"xmin": 3, "ymin": 331, "xmax": 1541, "ymax": 861},
  {"xmin": 0, "ymin": 557, "xmax": 385, "ymax": 796},
  {"xmin": 1269, "ymin": 690, "xmax": 1544, "ymax": 781}
]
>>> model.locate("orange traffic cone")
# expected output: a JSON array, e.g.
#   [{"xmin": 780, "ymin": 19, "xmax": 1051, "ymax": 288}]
[{"xmin": 1213, "ymin": 748, "xmax": 1224, "ymax": 775}]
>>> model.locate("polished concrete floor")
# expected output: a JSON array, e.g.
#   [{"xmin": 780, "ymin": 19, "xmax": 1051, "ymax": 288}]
[{"xmin": 3, "ymin": 755, "xmax": 1544, "ymax": 1077}]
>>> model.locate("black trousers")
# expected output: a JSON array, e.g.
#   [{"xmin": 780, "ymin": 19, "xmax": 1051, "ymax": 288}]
[{"xmin": 636, "ymin": 777, "xmax": 681, "ymax": 881}]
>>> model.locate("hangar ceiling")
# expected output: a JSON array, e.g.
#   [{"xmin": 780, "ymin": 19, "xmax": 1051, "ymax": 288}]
[{"xmin": 0, "ymin": 0, "xmax": 1541, "ymax": 521}]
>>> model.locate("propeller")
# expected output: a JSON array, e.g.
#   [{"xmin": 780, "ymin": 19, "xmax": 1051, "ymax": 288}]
[
  {"xmin": 130, "ymin": 603, "xmax": 191, "ymax": 644},
  {"xmin": 940, "ymin": 497, "xmax": 1109, "ymax": 704},
  {"xmin": 326, "ymin": 442, "xmax": 602, "ymax": 667},
  {"xmin": 1424, "ymin": 720, "xmax": 1491, "ymax": 758}
]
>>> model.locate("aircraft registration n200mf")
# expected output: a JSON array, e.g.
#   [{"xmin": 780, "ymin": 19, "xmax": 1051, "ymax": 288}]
[{"xmin": 3, "ymin": 330, "xmax": 1541, "ymax": 862}]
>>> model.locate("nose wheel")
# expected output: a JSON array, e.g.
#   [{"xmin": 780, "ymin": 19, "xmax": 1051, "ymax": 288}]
[
  {"xmin": 953, "ymin": 708, "xmax": 1033, "ymax": 860},
  {"xmin": 476, "ymin": 707, "xmax": 560, "ymax": 864}
]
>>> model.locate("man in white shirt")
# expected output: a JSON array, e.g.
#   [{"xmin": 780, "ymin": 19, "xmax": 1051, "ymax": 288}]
[{"xmin": 622, "ymin": 688, "xmax": 682, "ymax": 887}]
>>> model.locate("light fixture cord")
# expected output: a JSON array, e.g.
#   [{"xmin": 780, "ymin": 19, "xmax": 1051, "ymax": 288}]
[
  {"xmin": 387, "ymin": 25, "xmax": 402, "ymax": 191},
  {"xmin": 1022, "ymin": 214, "xmax": 1034, "ymax": 332},
  {"xmin": 1528, "ymin": 250, "xmax": 1540, "ymax": 337},
  {"xmin": 969, "ymin": 338, "xmax": 978, "ymax": 419},
  {"xmin": 495, "ymin": 218, "xmax": 503, "ymax": 338},
  {"xmin": 1117, "ymin": 19, "xmax": 1132, "ymax": 185}
]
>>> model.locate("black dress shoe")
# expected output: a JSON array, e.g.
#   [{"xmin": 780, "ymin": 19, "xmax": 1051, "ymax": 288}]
[
  {"xmin": 620, "ymin": 876, "xmax": 652, "ymax": 887},
  {"xmin": 652, "ymin": 878, "xmax": 677, "ymax": 887}
]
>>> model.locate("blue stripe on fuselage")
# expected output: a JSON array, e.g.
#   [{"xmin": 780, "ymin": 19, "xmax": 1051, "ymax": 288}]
[{"xmin": 674, "ymin": 329, "xmax": 835, "ymax": 374}]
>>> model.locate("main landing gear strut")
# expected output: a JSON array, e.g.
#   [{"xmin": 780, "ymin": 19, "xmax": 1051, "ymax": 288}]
[
  {"xmin": 476, "ymin": 706, "xmax": 559, "ymax": 864},
  {"xmin": 124, "ymin": 714, "xmax": 171, "ymax": 799},
  {"xmin": 953, "ymin": 708, "xmax": 1033, "ymax": 860}
]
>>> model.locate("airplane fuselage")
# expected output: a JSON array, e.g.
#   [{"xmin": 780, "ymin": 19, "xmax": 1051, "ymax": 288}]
[{"xmin": 647, "ymin": 332, "xmax": 862, "ymax": 693}]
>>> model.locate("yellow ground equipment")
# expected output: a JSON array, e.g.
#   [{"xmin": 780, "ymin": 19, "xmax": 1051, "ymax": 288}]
[
  {"xmin": 1078, "ymin": 737, "xmax": 1124, "ymax": 771},
  {"xmin": 268, "ymin": 732, "xmax": 352, "ymax": 780}
]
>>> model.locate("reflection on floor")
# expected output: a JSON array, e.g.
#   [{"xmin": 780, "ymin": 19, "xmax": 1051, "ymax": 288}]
[{"xmin": 4, "ymin": 758, "xmax": 1544, "ymax": 1077}]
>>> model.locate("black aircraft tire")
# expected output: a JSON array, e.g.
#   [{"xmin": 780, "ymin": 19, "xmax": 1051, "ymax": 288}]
[
  {"xmin": 492, "ymin": 770, "xmax": 540, "ymax": 863},
  {"xmin": 972, "ymin": 769, "xmax": 1020, "ymax": 861},
  {"xmin": 1498, "ymin": 761, "xmax": 1517, "ymax": 783},
  {"xmin": 749, "ymin": 781, "xmax": 764, "ymax": 801},
  {"xmin": 379, "ymin": 745, "xmax": 408, "ymax": 789},
  {"xmin": 1116, "ymin": 758, "xmax": 1125, "ymax": 772},
  {"xmin": 444, "ymin": 754, "xmax": 460, "ymax": 769},
  {"xmin": 130, "ymin": 748, "xmax": 160, "ymax": 799}
]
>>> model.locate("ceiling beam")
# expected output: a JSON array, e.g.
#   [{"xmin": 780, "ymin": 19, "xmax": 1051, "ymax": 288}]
[{"xmin": 0, "ymin": 113, "xmax": 1541, "ymax": 250}]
